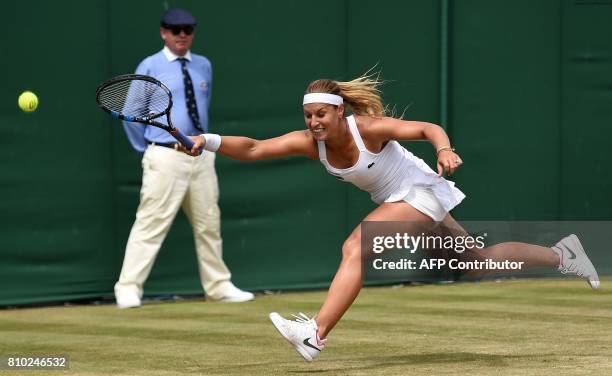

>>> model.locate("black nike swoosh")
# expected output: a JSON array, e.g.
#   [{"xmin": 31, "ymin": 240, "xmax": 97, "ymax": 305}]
[
  {"xmin": 303, "ymin": 338, "xmax": 321, "ymax": 352},
  {"xmin": 367, "ymin": 162, "xmax": 375, "ymax": 168},
  {"xmin": 558, "ymin": 243, "xmax": 576, "ymax": 260}
]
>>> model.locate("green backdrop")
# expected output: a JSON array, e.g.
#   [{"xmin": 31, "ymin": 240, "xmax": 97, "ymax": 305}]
[{"xmin": 1, "ymin": 0, "xmax": 611, "ymax": 306}]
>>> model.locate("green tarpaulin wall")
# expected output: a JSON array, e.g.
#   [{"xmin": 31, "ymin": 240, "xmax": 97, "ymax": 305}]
[{"xmin": 1, "ymin": 0, "xmax": 611, "ymax": 306}]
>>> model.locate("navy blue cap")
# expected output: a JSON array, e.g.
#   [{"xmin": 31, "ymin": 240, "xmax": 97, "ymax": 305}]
[{"xmin": 161, "ymin": 9, "xmax": 197, "ymax": 26}]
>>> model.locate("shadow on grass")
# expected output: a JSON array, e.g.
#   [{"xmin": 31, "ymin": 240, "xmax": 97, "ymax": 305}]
[{"xmin": 288, "ymin": 352, "xmax": 537, "ymax": 373}]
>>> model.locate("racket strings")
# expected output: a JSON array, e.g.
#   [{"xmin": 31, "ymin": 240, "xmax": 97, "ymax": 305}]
[{"xmin": 99, "ymin": 79, "xmax": 169, "ymax": 119}]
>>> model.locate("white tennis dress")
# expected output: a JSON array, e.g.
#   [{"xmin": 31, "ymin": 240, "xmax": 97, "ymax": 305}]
[{"xmin": 317, "ymin": 115, "xmax": 466, "ymax": 221}]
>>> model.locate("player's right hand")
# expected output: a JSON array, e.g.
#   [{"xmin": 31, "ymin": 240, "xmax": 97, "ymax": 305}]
[{"xmin": 178, "ymin": 136, "xmax": 205, "ymax": 156}]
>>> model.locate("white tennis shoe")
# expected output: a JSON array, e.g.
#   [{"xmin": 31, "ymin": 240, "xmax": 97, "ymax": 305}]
[
  {"xmin": 269, "ymin": 312, "xmax": 326, "ymax": 362},
  {"xmin": 553, "ymin": 234, "xmax": 600, "ymax": 289}
]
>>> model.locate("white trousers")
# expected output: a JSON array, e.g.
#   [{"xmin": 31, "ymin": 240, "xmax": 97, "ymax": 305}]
[{"xmin": 114, "ymin": 145, "xmax": 232, "ymax": 300}]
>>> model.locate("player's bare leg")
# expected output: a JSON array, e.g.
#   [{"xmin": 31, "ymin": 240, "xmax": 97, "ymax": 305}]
[
  {"xmin": 441, "ymin": 215, "xmax": 559, "ymax": 276},
  {"xmin": 441, "ymin": 215, "xmax": 598, "ymax": 287},
  {"xmin": 269, "ymin": 202, "xmax": 431, "ymax": 361},
  {"xmin": 316, "ymin": 202, "xmax": 432, "ymax": 338}
]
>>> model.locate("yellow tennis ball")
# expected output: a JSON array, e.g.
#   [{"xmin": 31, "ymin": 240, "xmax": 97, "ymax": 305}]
[{"xmin": 18, "ymin": 91, "xmax": 39, "ymax": 112}]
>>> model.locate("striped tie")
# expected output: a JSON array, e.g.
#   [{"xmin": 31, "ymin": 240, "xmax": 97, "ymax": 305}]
[{"xmin": 178, "ymin": 58, "xmax": 203, "ymax": 131}]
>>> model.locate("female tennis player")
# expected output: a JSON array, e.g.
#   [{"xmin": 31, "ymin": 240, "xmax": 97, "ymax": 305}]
[{"xmin": 184, "ymin": 75, "xmax": 600, "ymax": 362}]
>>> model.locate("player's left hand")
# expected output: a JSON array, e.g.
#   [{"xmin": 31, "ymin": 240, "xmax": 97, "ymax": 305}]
[{"xmin": 437, "ymin": 150, "xmax": 463, "ymax": 176}]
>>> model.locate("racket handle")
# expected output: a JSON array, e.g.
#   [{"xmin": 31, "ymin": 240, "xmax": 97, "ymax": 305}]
[{"xmin": 171, "ymin": 129, "xmax": 196, "ymax": 150}]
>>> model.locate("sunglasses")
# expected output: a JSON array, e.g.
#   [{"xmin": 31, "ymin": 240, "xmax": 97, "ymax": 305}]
[{"xmin": 163, "ymin": 24, "xmax": 195, "ymax": 36}]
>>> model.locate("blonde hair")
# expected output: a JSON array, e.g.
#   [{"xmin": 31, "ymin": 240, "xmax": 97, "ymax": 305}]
[{"xmin": 305, "ymin": 71, "xmax": 386, "ymax": 117}]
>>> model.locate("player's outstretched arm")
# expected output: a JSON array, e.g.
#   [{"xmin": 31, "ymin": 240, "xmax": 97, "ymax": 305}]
[{"xmin": 185, "ymin": 130, "xmax": 316, "ymax": 161}]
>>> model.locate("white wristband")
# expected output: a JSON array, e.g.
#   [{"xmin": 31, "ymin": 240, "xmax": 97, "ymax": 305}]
[{"xmin": 201, "ymin": 133, "xmax": 221, "ymax": 152}]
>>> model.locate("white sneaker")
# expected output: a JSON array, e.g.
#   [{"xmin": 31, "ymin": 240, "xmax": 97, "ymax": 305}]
[
  {"xmin": 269, "ymin": 312, "xmax": 326, "ymax": 362},
  {"xmin": 116, "ymin": 291, "xmax": 141, "ymax": 309},
  {"xmin": 209, "ymin": 286, "xmax": 255, "ymax": 303},
  {"xmin": 553, "ymin": 234, "xmax": 600, "ymax": 290}
]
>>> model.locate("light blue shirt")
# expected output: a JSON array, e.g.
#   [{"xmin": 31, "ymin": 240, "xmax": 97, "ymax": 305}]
[{"xmin": 123, "ymin": 46, "xmax": 213, "ymax": 153}]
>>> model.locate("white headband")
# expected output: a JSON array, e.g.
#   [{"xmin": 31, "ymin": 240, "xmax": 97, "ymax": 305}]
[{"xmin": 303, "ymin": 93, "xmax": 343, "ymax": 106}]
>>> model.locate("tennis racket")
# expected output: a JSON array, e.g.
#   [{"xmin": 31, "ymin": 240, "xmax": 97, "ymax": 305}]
[{"xmin": 95, "ymin": 74, "xmax": 196, "ymax": 150}]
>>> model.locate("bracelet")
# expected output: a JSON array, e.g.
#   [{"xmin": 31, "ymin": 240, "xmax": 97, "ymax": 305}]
[
  {"xmin": 200, "ymin": 133, "xmax": 222, "ymax": 152},
  {"xmin": 436, "ymin": 146, "xmax": 455, "ymax": 156}
]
